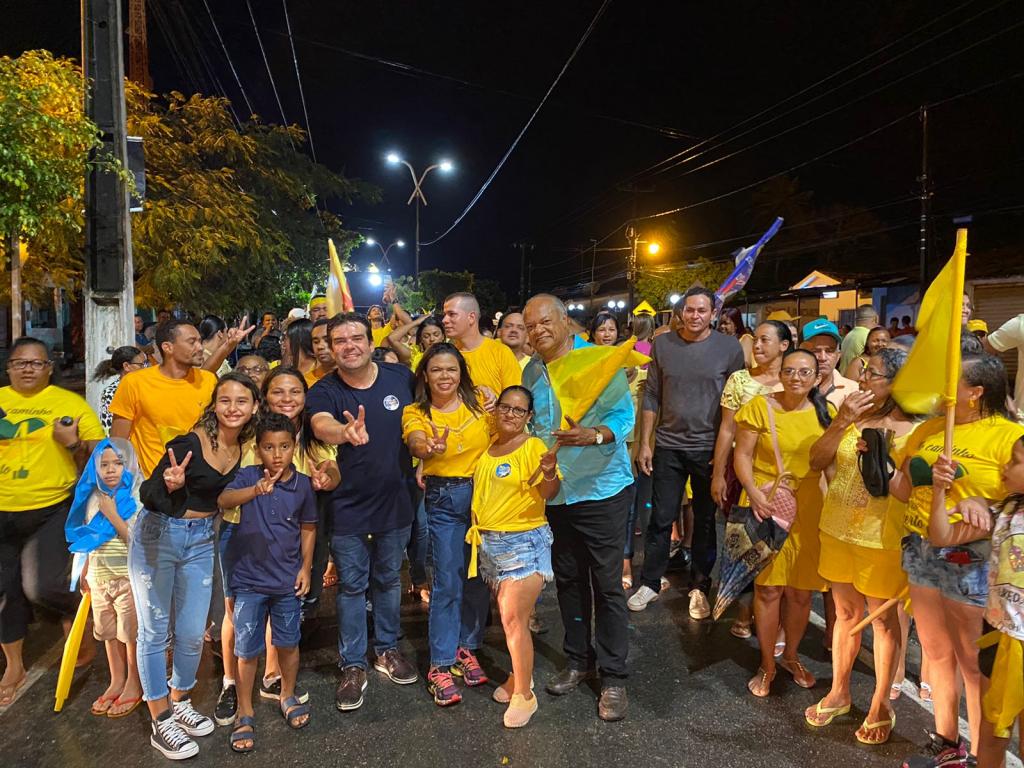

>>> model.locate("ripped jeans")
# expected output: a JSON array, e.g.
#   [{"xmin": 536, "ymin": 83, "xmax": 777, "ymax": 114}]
[{"xmin": 127, "ymin": 509, "xmax": 215, "ymax": 702}]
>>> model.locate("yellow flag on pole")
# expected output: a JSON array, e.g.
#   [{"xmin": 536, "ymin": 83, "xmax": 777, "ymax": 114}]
[
  {"xmin": 891, "ymin": 229, "xmax": 968, "ymax": 416},
  {"xmin": 325, "ymin": 238, "xmax": 354, "ymax": 317},
  {"xmin": 546, "ymin": 337, "xmax": 650, "ymax": 428}
]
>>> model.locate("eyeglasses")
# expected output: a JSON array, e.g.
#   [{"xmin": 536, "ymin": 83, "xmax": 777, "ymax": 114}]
[
  {"xmin": 860, "ymin": 367, "xmax": 890, "ymax": 382},
  {"xmin": 237, "ymin": 365, "xmax": 269, "ymax": 375},
  {"xmin": 7, "ymin": 359, "xmax": 51, "ymax": 371},
  {"xmin": 128, "ymin": 360, "xmax": 148, "ymax": 369},
  {"xmin": 780, "ymin": 367, "xmax": 816, "ymax": 380},
  {"xmin": 496, "ymin": 403, "xmax": 530, "ymax": 418}
]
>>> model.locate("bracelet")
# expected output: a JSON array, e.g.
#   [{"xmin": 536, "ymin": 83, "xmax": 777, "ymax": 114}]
[{"xmin": 542, "ymin": 471, "xmax": 557, "ymax": 481}]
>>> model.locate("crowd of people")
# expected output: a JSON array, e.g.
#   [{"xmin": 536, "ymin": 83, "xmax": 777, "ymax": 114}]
[{"xmin": 2, "ymin": 286, "xmax": 1024, "ymax": 768}]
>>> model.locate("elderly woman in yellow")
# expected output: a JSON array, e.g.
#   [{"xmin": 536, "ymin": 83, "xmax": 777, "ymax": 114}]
[
  {"xmin": 466, "ymin": 386, "xmax": 561, "ymax": 728},
  {"xmin": 402, "ymin": 343, "xmax": 493, "ymax": 708},
  {"xmin": 733, "ymin": 349, "xmax": 833, "ymax": 697},
  {"xmin": 890, "ymin": 353, "xmax": 1024, "ymax": 767},
  {"xmin": 803, "ymin": 346, "xmax": 913, "ymax": 744},
  {"xmin": 711, "ymin": 320, "xmax": 792, "ymax": 638}
]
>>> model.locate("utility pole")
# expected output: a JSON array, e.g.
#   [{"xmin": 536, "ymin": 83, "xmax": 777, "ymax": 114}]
[
  {"xmin": 82, "ymin": 0, "xmax": 135, "ymax": 412},
  {"xmin": 7, "ymin": 233, "xmax": 22, "ymax": 339},
  {"xmin": 917, "ymin": 105, "xmax": 931, "ymax": 290},
  {"xmin": 514, "ymin": 242, "xmax": 533, "ymax": 307},
  {"xmin": 127, "ymin": 0, "xmax": 152, "ymax": 89},
  {"xmin": 625, "ymin": 225, "xmax": 638, "ymax": 314}
]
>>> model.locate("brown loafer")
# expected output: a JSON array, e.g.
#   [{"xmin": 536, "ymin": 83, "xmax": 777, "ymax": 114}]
[
  {"xmin": 545, "ymin": 667, "xmax": 594, "ymax": 696},
  {"xmin": 598, "ymin": 686, "xmax": 627, "ymax": 722}
]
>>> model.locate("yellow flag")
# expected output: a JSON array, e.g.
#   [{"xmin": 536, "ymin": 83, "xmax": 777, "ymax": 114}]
[
  {"xmin": 325, "ymin": 238, "xmax": 354, "ymax": 317},
  {"xmin": 547, "ymin": 337, "xmax": 650, "ymax": 428},
  {"xmin": 891, "ymin": 229, "xmax": 967, "ymax": 415}
]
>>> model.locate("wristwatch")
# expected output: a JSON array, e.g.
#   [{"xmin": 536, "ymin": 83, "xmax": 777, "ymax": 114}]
[{"xmin": 593, "ymin": 429, "xmax": 604, "ymax": 445}]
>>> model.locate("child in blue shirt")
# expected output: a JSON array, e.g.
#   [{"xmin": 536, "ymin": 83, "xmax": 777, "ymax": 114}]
[{"xmin": 218, "ymin": 413, "xmax": 317, "ymax": 752}]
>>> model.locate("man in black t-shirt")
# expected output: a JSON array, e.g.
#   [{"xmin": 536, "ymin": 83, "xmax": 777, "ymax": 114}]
[{"xmin": 307, "ymin": 313, "xmax": 419, "ymax": 712}]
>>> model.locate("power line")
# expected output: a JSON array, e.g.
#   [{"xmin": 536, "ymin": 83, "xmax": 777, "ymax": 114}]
[
  {"xmin": 245, "ymin": 0, "xmax": 291, "ymax": 130},
  {"xmin": 200, "ymin": 0, "xmax": 255, "ymax": 117},
  {"xmin": 281, "ymin": 0, "xmax": 316, "ymax": 162},
  {"xmin": 420, "ymin": 0, "xmax": 613, "ymax": 247}
]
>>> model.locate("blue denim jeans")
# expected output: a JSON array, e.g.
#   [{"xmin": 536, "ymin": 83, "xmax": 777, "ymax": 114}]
[
  {"xmin": 127, "ymin": 509, "xmax": 215, "ymax": 702},
  {"xmin": 330, "ymin": 525, "xmax": 410, "ymax": 670},
  {"xmin": 407, "ymin": 495, "xmax": 430, "ymax": 586},
  {"xmin": 424, "ymin": 477, "xmax": 490, "ymax": 668}
]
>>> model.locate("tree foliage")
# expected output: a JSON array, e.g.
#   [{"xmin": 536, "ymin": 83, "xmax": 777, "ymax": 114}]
[
  {"xmin": 634, "ymin": 258, "xmax": 732, "ymax": 310},
  {"xmin": 393, "ymin": 269, "xmax": 508, "ymax": 320}
]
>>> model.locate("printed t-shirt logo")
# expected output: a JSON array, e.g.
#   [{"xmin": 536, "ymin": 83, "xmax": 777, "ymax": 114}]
[
  {"xmin": 383, "ymin": 395, "xmax": 400, "ymax": 411},
  {"xmin": 495, "ymin": 463, "xmax": 512, "ymax": 478}
]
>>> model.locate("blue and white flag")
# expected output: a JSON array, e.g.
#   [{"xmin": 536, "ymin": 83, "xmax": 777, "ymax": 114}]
[{"xmin": 714, "ymin": 217, "xmax": 784, "ymax": 309}]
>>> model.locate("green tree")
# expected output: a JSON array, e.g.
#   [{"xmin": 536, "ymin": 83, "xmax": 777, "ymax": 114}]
[
  {"xmin": 393, "ymin": 270, "xmax": 508, "ymax": 320},
  {"xmin": 0, "ymin": 50, "xmax": 105, "ymax": 304},
  {"xmin": 635, "ymin": 258, "xmax": 732, "ymax": 310}
]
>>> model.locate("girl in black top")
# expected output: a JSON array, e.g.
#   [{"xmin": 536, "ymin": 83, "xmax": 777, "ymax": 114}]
[{"xmin": 128, "ymin": 373, "xmax": 259, "ymax": 760}]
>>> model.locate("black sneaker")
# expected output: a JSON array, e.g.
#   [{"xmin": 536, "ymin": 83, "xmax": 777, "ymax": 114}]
[
  {"xmin": 151, "ymin": 711, "xmax": 199, "ymax": 760},
  {"xmin": 214, "ymin": 684, "xmax": 237, "ymax": 727},
  {"xmin": 259, "ymin": 676, "xmax": 310, "ymax": 703},
  {"xmin": 335, "ymin": 666, "xmax": 368, "ymax": 711},
  {"xmin": 171, "ymin": 696, "xmax": 214, "ymax": 737},
  {"xmin": 901, "ymin": 732, "xmax": 967, "ymax": 768}
]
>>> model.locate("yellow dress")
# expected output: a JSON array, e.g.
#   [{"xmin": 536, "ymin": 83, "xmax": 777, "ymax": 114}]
[
  {"xmin": 734, "ymin": 395, "xmax": 829, "ymax": 592},
  {"xmin": 818, "ymin": 424, "xmax": 909, "ymax": 598}
]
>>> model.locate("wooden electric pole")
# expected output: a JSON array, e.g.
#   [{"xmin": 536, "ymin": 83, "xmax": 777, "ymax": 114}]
[
  {"xmin": 127, "ymin": 0, "xmax": 153, "ymax": 89},
  {"xmin": 82, "ymin": 0, "xmax": 135, "ymax": 412}
]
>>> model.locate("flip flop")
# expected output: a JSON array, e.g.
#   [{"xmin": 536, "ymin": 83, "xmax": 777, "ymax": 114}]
[
  {"xmin": 890, "ymin": 681, "xmax": 903, "ymax": 701},
  {"xmin": 804, "ymin": 699, "xmax": 851, "ymax": 727},
  {"xmin": 621, "ymin": 576, "xmax": 634, "ymax": 591},
  {"xmin": 855, "ymin": 711, "xmax": 896, "ymax": 745},
  {"xmin": 919, "ymin": 682, "xmax": 932, "ymax": 702},
  {"xmin": 107, "ymin": 696, "xmax": 142, "ymax": 719},
  {"xmin": 0, "ymin": 673, "xmax": 28, "ymax": 707},
  {"xmin": 91, "ymin": 693, "xmax": 118, "ymax": 716}
]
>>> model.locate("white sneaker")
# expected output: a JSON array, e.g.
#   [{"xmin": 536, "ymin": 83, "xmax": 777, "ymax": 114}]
[
  {"xmin": 688, "ymin": 589, "xmax": 711, "ymax": 620},
  {"xmin": 627, "ymin": 585, "xmax": 660, "ymax": 612},
  {"xmin": 171, "ymin": 696, "xmax": 215, "ymax": 737}
]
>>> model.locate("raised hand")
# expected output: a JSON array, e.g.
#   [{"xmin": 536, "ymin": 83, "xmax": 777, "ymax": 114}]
[
  {"xmin": 478, "ymin": 385, "xmax": 497, "ymax": 412},
  {"xmin": 539, "ymin": 449, "xmax": 558, "ymax": 479},
  {"xmin": 225, "ymin": 314, "xmax": 256, "ymax": 348},
  {"xmin": 342, "ymin": 406, "xmax": 369, "ymax": 446},
  {"xmin": 163, "ymin": 448, "xmax": 192, "ymax": 492},
  {"xmin": 310, "ymin": 460, "xmax": 332, "ymax": 491},
  {"xmin": 255, "ymin": 467, "xmax": 285, "ymax": 496},
  {"xmin": 553, "ymin": 416, "xmax": 598, "ymax": 448},
  {"xmin": 835, "ymin": 390, "xmax": 874, "ymax": 427},
  {"xmin": 931, "ymin": 455, "xmax": 959, "ymax": 490},
  {"xmin": 426, "ymin": 423, "xmax": 450, "ymax": 455}
]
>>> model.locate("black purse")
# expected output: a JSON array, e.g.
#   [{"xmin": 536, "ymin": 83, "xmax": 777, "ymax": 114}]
[{"xmin": 859, "ymin": 427, "xmax": 895, "ymax": 498}]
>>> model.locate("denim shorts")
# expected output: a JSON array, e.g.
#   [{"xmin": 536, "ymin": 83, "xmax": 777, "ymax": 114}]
[
  {"xmin": 478, "ymin": 525, "xmax": 554, "ymax": 587},
  {"xmin": 218, "ymin": 521, "xmax": 237, "ymax": 600},
  {"xmin": 901, "ymin": 533, "xmax": 989, "ymax": 608},
  {"xmin": 232, "ymin": 591, "xmax": 301, "ymax": 658}
]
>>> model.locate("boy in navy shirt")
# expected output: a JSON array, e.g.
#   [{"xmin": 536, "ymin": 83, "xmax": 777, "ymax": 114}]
[{"xmin": 218, "ymin": 413, "xmax": 317, "ymax": 752}]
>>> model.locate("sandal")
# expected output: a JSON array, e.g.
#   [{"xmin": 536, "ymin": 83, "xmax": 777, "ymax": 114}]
[
  {"xmin": 91, "ymin": 693, "xmax": 118, "ymax": 715},
  {"xmin": 730, "ymin": 620, "xmax": 752, "ymax": 639},
  {"xmin": 890, "ymin": 681, "xmax": 903, "ymax": 701},
  {"xmin": 230, "ymin": 716, "xmax": 256, "ymax": 753},
  {"xmin": 280, "ymin": 695, "xmax": 310, "ymax": 730},
  {"xmin": 747, "ymin": 667, "xmax": 775, "ymax": 698},
  {"xmin": 778, "ymin": 658, "xmax": 816, "ymax": 689},
  {"xmin": 919, "ymin": 681, "xmax": 932, "ymax": 702},
  {"xmin": 804, "ymin": 698, "xmax": 851, "ymax": 727},
  {"xmin": 774, "ymin": 629, "xmax": 786, "ymax": 658},
  {"xmin": 107, "ymin": 695, "xmax": 142, "ymax": 718},
  {"xmin": 622, "ymin": 575, "xmax": 633, "ymax": 591},
  {"xmin": 0, "ymin": 673, "xmax": 28, "ymax": 707},
  {"xmin": 855, "ymin": 711, "xmax": 896, "ymax": 745}
]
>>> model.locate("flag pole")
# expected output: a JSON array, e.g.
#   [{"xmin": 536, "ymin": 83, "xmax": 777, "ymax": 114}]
[{"xmin": 943, "ymin": 229, "xmax": 968, "ymax": 459}]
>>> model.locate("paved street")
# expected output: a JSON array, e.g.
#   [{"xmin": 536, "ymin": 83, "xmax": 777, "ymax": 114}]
[{"xmin": 1, "ymin": 569, "xmax": 945, "ymax": 768}]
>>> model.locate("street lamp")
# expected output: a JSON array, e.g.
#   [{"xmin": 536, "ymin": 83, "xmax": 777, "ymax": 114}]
[
  {"xmin": 606, "ymin": 300, "xmax": 616, "ymax": 309},
  {"xmin": 364, "ymin": 237, "xmax": 406, "ymax": 270},
  {"xmin": 616, "ymin": 300, "xmax": 626, "ymax": 310},
  {"xmin": 385, "ymin": 152, "xmax": 455, "ymax": 279},
  {"xmin": 367, "ymin": 263, "xmax": 383, "ymax": 288},
  {"xmin": 625, "ymin": 225, "xmax": 663, "ymax": 311}
]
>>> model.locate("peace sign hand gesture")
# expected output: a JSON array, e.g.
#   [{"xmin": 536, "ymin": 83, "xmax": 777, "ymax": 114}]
[
  {"xmin": 163, "ymin": 448, "xmax": 193, "ymax": 493},
  {"xmin": 255, "ymin": 467, "xmax": 285, "ymax": 496},
  {"xmin": 225, "ymin": 314, "xmax": 256, "ymax": 348},
  {"xmin": 426, "ymin": 423, "xmax": 450, "ymax": 455},
  {"xmin": 342, "ymin": 406, "xmax": 369, "ymax": 446},
  {"xmin": 310, "ymin": 461, "xmax": 332, "ymax": 491}
]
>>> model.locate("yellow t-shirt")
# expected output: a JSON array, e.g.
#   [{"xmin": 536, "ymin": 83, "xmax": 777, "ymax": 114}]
[
  {"xmin": 517, "ymin": 354, "xmax": 531, "ymax": 372},
  {"xmin": 733, "ymin": 395, "xmax": 829, "ymax": 504},
  {"xmin": 401, "ymin": 401, "xmax": 492, "ymax": 477},
  {"xmin": 459, "ymin": 337, "xmax": 522, "ymax": 398},
  {"xmin": 902, "ymin": 416, "xmax": 1024, "ymax": 536},
  {"xmin": 372, "ymin": 325, "xmax": 390, "ymax": 349},
  {"xmin": 222, "ymin": 434, "xmax": 337, "ymax": 523},
  {"xmin": 304, "ymin": 367, "xmax": 327, "ymax": 388},
  {"xmin": 465, "ymin": 436, "xmax": 561, "ymax": 576},
  {"xmin": 0, "ymin": 385, "xmax": 105, "ymax": 511},
  {"xmin": 109, "ymin": 365, "xmax": 218, "ymax": 477}
]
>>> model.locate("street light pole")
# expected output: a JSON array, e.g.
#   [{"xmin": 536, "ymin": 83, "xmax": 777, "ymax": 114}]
[{"xmin": 386, "ymin": 154, "xmax": 453, "ymax": 281}]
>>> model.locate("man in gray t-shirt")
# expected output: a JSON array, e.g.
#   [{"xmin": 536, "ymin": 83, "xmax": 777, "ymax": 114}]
[{"xmin": 629, "ymin": 287, "xmax": 745, "ymax": 619}]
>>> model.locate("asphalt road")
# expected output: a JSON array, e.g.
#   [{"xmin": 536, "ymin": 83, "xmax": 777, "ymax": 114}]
[{"xmin": 0, "ymin": 569, "xmax": 951, "ymax": 768}]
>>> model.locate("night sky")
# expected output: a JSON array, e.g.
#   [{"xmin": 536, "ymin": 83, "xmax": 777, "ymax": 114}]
[{"xmin": 4, "ymin": 0, "xmax": 1023, "ymax": 299}]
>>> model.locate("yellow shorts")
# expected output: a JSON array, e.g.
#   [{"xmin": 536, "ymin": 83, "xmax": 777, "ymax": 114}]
[
  {"xmin": 980, "ymin": 630, "xmax": 1024, "ymax": 739},
  {"xmin": 818, "ymin": 532, "xmax": 906, "ymax": 600}
]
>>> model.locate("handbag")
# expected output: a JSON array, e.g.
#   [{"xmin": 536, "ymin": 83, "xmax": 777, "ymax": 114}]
[{"xmin": 757, "ymin": 400, "xmax": 798, "ymax": 531}]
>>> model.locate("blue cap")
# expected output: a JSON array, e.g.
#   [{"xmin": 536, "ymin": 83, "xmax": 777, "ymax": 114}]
[{"xmin": 801, "ymin": 318, "xmax": 841, "ymax": 344}]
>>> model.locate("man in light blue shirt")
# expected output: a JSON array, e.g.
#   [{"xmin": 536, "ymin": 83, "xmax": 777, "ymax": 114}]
[{"xmin": 522, "ymin": 294, "xmax": 633, "ymax": 723}]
